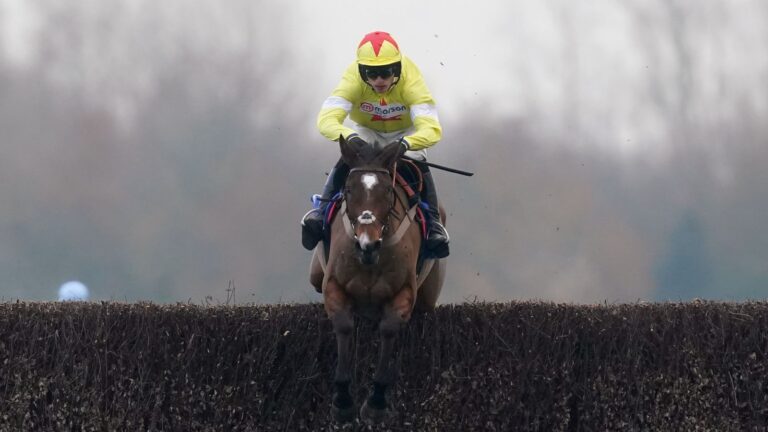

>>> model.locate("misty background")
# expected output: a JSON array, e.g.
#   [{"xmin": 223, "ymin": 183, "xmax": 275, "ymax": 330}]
[{"xmin": 1, "ymin": 0, "xmax": 766, "ymax": 304}]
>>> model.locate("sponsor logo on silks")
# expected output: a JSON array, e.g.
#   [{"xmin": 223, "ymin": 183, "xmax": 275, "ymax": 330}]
[{"xmin": 359, "ymin": 101, "xmax": 406, "ymax": 122}]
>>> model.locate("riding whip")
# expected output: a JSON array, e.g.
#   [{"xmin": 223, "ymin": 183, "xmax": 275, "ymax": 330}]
[{"xmin": 402, "ymin": 155, "xmax": 474, "ymax": 177}]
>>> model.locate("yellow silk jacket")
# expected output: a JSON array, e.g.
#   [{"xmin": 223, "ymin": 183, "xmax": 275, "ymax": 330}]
[{"xmin": 317, "ymin": 55, "xmax": 442, "ymax": 151}]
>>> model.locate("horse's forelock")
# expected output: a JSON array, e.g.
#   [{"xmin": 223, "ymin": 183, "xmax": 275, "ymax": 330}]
[{"xmin": 358, "ymin": 144, "xmax": 380, "ymax": 165}]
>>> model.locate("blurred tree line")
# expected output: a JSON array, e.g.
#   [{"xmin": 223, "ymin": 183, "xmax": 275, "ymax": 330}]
[{"xmin": 0, "ymin": 0, "xmax": 766, "ymax": 302}]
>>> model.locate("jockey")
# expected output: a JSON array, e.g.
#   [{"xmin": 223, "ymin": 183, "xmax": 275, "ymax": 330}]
[{"xmin": 301, "ymin": 31, "xmax": 449, "ymax": 258}]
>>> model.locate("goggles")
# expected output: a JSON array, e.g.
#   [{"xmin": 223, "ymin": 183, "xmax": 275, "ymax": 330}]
[{"xmin": 363, "ymin": 65, "xmax": 395, "ymax": 80}]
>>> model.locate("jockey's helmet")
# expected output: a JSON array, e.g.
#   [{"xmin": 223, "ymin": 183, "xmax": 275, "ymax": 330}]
[
  {"xmin": 357, "ymin": 31, "xmax": 401, "ymax": 66},
  {"xmin": 356, "ymin": 31, "xmax": 402, "ymax": 83}
]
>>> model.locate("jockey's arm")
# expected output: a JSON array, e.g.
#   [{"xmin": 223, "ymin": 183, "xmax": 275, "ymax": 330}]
[
  {"xmin": 401, "ymin": 61, "xmax": 442, "ymax": 151},
  {"xmin": 317, "ymin": 62, "xmax": 360, "ymax": 142},
  {"xmin": 317, "ymin": 97, "xmax": 356, "ymax": 142},
  {"xmin": 403, "ymin": 106, "xmax": 441, "ymax": 151}
]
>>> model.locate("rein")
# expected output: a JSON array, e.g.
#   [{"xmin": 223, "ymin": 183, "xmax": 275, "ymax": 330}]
[{"xmin": 393, "ymin": 159, "xmax": 423, "ymax": 195}]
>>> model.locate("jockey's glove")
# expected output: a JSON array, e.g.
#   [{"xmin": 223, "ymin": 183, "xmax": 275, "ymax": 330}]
[
  {"xmin": 346, "ymin": 133, "xmax": 368, "ymax": 149},
  {"xmin": 396, "ymin": 138, "xmax": 410, "ymax": 158}
]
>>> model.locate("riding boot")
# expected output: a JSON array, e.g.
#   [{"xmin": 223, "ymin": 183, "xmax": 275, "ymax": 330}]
[
  {"xmin": 301, "ymin": 159, "xmax": 349, "ymax": 250},
  {"xmin": 419, "ymin": 166, "xmax": 450, "ymax": 258}
]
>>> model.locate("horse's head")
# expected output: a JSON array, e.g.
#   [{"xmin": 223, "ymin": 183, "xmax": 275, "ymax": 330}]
[{"xmin": 339, "ymin": 135, "xmax": 402, "ymax": 265}]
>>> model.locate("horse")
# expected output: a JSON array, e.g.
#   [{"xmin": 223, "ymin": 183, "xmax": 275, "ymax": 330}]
[{"xmin": 309, "ymin": 135, "xmax": 447, "ymax": 423}]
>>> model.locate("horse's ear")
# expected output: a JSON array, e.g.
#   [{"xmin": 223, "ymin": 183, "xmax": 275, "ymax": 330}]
[
  {"xmin": 377, "ymin": 140, "xmax": 403, "ymax": 169},
  {"xmin": 339, "ymin": 134, "xmax": 358, "ymax": 166}
]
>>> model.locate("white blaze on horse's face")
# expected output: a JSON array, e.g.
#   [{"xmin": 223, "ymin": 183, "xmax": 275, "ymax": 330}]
[{"xmin": 361, "ymin": 174, "xmax": 378, "ymax": 191}]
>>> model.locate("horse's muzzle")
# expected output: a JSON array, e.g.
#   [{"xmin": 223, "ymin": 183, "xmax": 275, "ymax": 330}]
[{"xmin": 355, "ymin": 237, "xmax": 382, "ymax": 265}]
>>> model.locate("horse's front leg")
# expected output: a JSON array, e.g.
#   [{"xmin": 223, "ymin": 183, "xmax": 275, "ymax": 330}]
[
  {"xmin": 361, "ymin": 286, "xmax": 415, "ymax": 423},
  {"xmin": 323, "ymin": 277, "xmax": 356, "ymax": 423}
]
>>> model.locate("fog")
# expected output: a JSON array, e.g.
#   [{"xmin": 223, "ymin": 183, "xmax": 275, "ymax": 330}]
[{"xmin": 1, "ymin": 0, "xmax": 766, "ymax": 303}]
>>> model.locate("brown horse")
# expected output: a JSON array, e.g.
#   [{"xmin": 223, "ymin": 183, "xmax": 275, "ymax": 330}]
[{"xmin": 309, "ymin": 136, "xmax": 446, "ymax": 423}]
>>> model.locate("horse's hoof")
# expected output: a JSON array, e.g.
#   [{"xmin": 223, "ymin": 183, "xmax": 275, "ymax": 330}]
[
  {"xmin": 331, "ymin": 402, "xmax": 357, "ymax": 423},
  {"xmin": 360, "ymin": 399, "xmax": 390, "ymax": 424}
]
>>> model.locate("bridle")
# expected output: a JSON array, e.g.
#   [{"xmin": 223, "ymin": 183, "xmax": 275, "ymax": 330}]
[
  {"xmin": 343, "ymin": 167, "xmax": 397, "ymax": 242},
  {"xmin": 338, "ymin": 164, "xmax": 421, "ymax": 249}
]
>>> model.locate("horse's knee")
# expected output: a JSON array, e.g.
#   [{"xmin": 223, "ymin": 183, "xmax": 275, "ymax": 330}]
[
  {"xmin": 379, "ymin": 315, "xmax": 402, "ymax": 339},
  {"xmin": 332, "ymin": 311, "xmax": 354, "ymax": 336},
  {"xmin": 324, "ymin": 280, "xmax": 353, "ymax": 335},
  {"xmin": 327, "ymin": 305, "xmax": 353, "ymax": 335},
  {"xmin": 391, "ymin": 288, "xmax": 415, "ymax": 322},
  {"xmin": 380, "ymin": 288, "xmax": 415, "ymax": 337}
]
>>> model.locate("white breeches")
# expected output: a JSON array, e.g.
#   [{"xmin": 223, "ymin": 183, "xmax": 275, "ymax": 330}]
[{"xmin": 351, "ymin": 124, "xmax": 427, "ymax": 161}]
